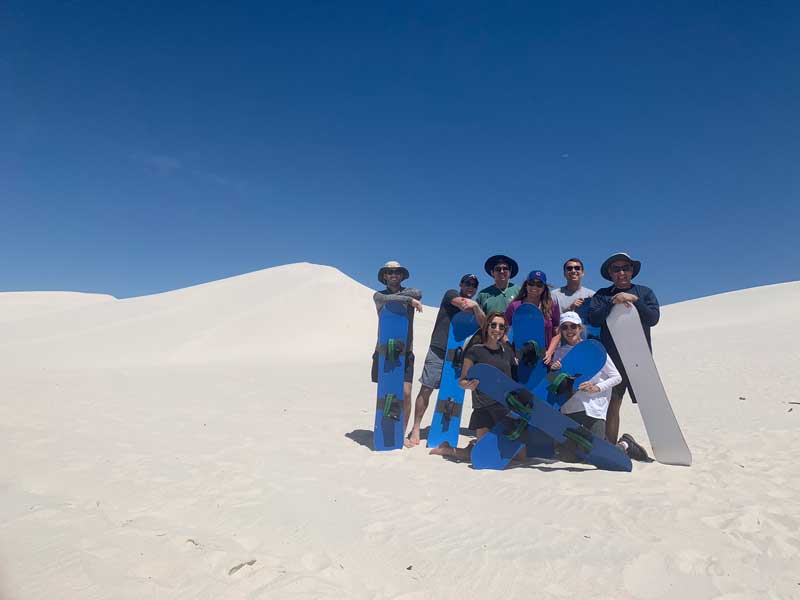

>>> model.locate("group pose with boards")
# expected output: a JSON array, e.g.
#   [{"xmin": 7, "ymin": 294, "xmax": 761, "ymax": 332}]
[{"xmin": 371, "ymin": 252, "xmax": 692, "ymax": 470}]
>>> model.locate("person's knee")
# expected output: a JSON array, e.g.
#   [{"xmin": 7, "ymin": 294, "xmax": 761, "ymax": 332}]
[{"xmin": 418, "ymin": 385, "xmax": 434, "ymax": 400}]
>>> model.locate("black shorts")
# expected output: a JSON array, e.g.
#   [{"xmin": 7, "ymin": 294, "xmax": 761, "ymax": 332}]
[
  {"xmin": 468, "ymin": 403, "xmax": 509, "ymax": 431},
  {"xmin": 564, "ymin": 411, "xmax": 606, "ymax": 438},
  {"xmin": 371, "ymin": 352, "xmax": 415, "ymax": 384}
]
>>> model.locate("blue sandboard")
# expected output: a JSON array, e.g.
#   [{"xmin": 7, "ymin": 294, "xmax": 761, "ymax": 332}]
[
  {"xmin": 373, "ymin": 302, "xmax": 409, "ymax": 451},
  {"xmin": 509, "ymin": 304, "xmax": 554, "ymax": 458},
  {"xmin": 511, "ymin": 304, "xmax": 548, "ymax": 389},
  {"xmin": 427, "ymin": 311, "xmax": 479, "ymax": 449},
  {"xmin": 473, "ymin": 339, "xmax": 609, "ymax": 466},
  {"xmin": 532, "ymin": 339, "xmax": 607, "ymax": 409},
  {"xmin": 468, "ymin": 364, "xmax": 631, "ymax": 472}
]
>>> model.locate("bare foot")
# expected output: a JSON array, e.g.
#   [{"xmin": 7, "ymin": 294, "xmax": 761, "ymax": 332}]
[
  {"xmin": 406, "ymin": 428, "xmax": 421, "ymax": 447},
  {"xmin": 429, "ymin": 442, "xmax": 453, "ymax": 456}
]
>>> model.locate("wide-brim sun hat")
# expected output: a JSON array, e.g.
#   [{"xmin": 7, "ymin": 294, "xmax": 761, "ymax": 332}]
[
  {"xmin": 484, "ymin": 255, "xmax": 519, "ymax": 278},
  {"xmin": 378, "ymin": 260, "xmax": 410, "ymax": 284},
  {"xmin": 600, "ymin": 252, "xmax": 642, "ymax": 282}
]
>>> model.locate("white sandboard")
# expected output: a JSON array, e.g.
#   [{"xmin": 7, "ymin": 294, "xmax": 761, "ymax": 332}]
[{"xmin": 607, "ymin": 304, "xmax": 692, "ymax": 466}]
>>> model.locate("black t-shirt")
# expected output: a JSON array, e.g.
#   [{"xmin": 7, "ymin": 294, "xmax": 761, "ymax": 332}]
[
  {"xmin": 465, "ymin": 342, "xmax": 516, "ymax": 409},
  {"xmin": 429, "ymin": 289, "xmax": 460, "ymax": 351}
]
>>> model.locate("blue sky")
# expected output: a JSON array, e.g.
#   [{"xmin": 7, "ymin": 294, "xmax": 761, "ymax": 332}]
[{"xmin": 3, "ymin": 2, "xmax": 798, "ymax": 305}]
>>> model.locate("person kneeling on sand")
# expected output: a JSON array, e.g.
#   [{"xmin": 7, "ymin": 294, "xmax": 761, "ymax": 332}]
[
  {"xmin": 429, "ymin": 312, "xmax": 520, "ymax": 462},
  {"xmin": 550, "ymin": 311, "xmax": 651, "ymax": 462},
  {"xmin": 406, "ymin": 274, "xmax": 485, "ymax": 447}
]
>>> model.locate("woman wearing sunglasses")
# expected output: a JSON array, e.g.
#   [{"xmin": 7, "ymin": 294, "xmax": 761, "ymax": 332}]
[
  {"xmin": 550, "ymin": 312, "xmax": 650, "ymax": 462},
  {"xmin": 429, "ymin": 312, "xmax": 518, "ymax": 460},
  {"xmin": 504, "ymin": 270, "xmax": 561, "ymax": 366}
]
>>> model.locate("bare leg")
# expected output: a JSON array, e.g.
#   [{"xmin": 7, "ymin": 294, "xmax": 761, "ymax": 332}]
[
  {"xmin": 405, "ymin": 385, "xmax": 433, "ymax": 447},
  {"xmin": 402, "ymin": 382, "xmax": 413, "ymax": 435},
  {"xmin": 606, "ymin": 390, "xmax": 623, "ymax": 444},
  {"xmin": 429, "ymin": 427, "xmax": 489, "ymax": 461}
]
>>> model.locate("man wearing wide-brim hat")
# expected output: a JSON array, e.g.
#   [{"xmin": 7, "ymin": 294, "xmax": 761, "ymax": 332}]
[
  {"xmin": 372, "ymin": 261, "xmax": 423, "ymax": 436},
  {"xmin": 588, "ymin": 252, "xmax": 660, "ymax": 449},
  {"xmin": 475, "ymin": 254, "xmax": 521, "ymax": 317}
]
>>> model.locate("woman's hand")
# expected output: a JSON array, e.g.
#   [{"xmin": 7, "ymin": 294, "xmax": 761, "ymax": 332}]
[
  {"xmin": 459, "ymin": 378, "xmax": 479, "ymax": 391},
  {"xmin": 543, "ymin": 351, "xmax": 554, "ymax": 365},
  {"xmin": 578, "ymin": 382, "xmax": 600, "ymax": 394},
  {"xmin": 550, "ymin": 360, "xmax": 562, "ymax": 370}
]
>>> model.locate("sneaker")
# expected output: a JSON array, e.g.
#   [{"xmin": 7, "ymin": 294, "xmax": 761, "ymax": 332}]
[{"xmin": 620, "ymin": 433, "xmax": 654, "ymax": 462}]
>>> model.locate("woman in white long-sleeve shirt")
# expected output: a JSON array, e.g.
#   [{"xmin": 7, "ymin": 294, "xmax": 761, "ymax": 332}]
[{"xmin": 550, "ymin": 312, "xmax": 651, "ymax": 461}]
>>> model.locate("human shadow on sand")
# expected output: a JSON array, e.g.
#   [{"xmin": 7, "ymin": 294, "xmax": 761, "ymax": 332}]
[
  {"xmin": 346, "ymin": 426, "xmax": 477, "ymax": 451},
  {"xmin": 345, "ymin": 429, "xmax": 374, "ymax": 450}
]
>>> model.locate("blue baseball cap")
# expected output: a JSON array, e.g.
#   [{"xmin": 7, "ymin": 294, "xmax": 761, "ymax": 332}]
[{"xmin": 526, "ymin": 270, "xmax": 547, "ymax": 284}]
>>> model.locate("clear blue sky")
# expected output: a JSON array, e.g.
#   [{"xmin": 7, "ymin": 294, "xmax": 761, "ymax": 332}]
[{"xmin": 3, "ymin": 2, "xmax": 798, "ymax": 305}]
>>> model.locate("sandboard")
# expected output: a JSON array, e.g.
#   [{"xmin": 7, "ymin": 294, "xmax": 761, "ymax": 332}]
[
  {"xmin": 427, "ymin": 311, "xmax": 479, "ymax": 449},
  {"xmin": 607, "ymin": 304, "xmax": 691, "ymax": 466},
  {"xmin": 373, "ymin": 302, "xmax": 408, "ymax": 451}
]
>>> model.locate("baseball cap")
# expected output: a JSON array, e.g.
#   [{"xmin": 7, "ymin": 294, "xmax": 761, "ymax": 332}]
[{"xmin": 560, "ymin": 311, "xmax": 583, "ymax": 326}]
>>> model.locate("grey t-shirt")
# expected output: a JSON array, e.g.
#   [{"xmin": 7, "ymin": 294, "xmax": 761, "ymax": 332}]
[{"xmin": 552, "ymin": 285, "xmax": 595, "ymax": 324}]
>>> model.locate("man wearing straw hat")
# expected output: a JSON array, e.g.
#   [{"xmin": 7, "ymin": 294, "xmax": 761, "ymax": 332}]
[{"xmin": 372, "ymin": 261, "xmax": 423, "ymax": 436}]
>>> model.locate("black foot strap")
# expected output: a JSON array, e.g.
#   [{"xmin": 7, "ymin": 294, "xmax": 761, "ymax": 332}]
[
  {"xmin": 435, "ymin": 398, "xmax": 462, "ymax": 420},
  {"xmin": 445, "ymin": 347, "xmax": 465, "ymax": 371},
  {"xmin": 563, "ymin": 427, "xmax": 593, "ymax": 453},
  {"xmin": 505, "ymin": 388, "xmax": 534, "ymax": 416},
  {"xmin": 377, "ymin": 393, "xmax": 402, "ymax": 420},
  {"xmin": 516, "ymin": 340, "xmax": 543, "ymax": 367},
  {"xmin": 379, "ymin": 339, "xmax": 406, "ymax": 360},
  {"xmin": 503, "ymin": 418, "xmax": 528, "ymax": 441},
  {"xmin": 547, "ymin": 372, "xmax": 579, "ymax": 397}
]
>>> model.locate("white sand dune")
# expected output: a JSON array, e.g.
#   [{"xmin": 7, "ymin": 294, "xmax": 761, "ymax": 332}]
[{"xmin": 0, "ymin": 264, "xmax": 797, "ymax": 599}]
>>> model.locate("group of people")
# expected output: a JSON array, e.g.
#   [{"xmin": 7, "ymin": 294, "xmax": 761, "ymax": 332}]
[{"xmin": 372, "ymin": 251, "xmax": 660, "ymax": 464}]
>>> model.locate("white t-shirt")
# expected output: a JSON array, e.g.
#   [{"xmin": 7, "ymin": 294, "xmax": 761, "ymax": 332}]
[{"xmin": 554, "ymin": 344, "xmax": 621, "ymax": 419}]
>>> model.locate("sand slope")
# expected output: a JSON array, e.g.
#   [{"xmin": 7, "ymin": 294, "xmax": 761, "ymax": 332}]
[{"xmin": 0, "ymin": 265, "xmax": 797, "ymax": 599}]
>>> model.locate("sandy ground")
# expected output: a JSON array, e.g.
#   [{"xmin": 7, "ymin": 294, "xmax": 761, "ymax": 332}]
[{"xmin": 1, "ymin": 264, "xmax": 798, "ymax": 599}]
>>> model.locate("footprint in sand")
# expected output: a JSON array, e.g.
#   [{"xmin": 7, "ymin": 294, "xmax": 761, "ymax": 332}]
[
  {"xmin": 363, "ymin": 521, "xmax": 391, "ymax": 543},
  {"xmin": 301, "ymin": 552, "xmax": 332, "ymax": 572}
]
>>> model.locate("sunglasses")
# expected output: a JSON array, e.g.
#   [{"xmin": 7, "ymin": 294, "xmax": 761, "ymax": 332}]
[
  {"xmin": 488, "ymin": 322, "xmax": 507, "ymax": 331},
  {"xmin": 385, "ymin": 269, "xmax": 403, "ymax": 275},
  {"xmin": 493, "ymin": 266, "xmax": 511, "ymax": 273},
  {"xmin": 560, "ymin": 323, "xmax": 580, "ymax": 331},
  {"xmin": 461, "ymin": 282, "xmax": 477, "ymax": 288},
  {"xmin": 565, "ymin": 265, "xmax": 582, "ymax": 272},
  {"xmin": 527, "ymin": 280, "xmax": 545, "ymax": 288},
  {"xmin": 610, "ymin": 265, "xmax": 634, "ymax": 273}
]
